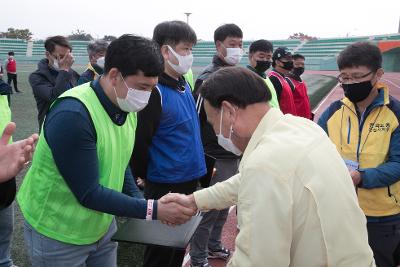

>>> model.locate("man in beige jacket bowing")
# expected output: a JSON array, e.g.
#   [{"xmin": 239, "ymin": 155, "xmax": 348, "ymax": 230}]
[{"xmin": 162, "ymin": 66, "xmax": 375, "ymax": 267}]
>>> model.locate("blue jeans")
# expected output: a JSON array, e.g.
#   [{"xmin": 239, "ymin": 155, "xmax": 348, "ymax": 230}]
[
  {"xmin": 24, "ymin": 218, "xmax": 118, "ymax": 267},
  {"xmin": 0, "ymin": 204, "xmax": 14, "ymax": 267}
]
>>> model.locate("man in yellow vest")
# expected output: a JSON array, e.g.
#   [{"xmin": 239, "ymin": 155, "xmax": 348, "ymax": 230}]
[
  {"xmin": 78, "ymin": 39, "xmax": 109, "ymax": 85},
  {"xmin": 17, "ymin": 34, "xmax": 196, "ymax": 267},
  {"xmin": 318, "ymin": 42, "xmax": 400, "ymax": 266}
]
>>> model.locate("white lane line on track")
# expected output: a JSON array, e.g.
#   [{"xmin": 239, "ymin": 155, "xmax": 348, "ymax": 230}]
[
  {"xmin": 312, "ymin": 83, "xmax": 340, "ymax": 114},
  {"xmin": 382, "ymin": 78, "xmax": 400, "ymax": 89}
]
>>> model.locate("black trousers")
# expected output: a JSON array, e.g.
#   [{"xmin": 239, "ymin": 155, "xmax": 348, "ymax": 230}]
[
  {"xmin": 142, "ymin": 179, "xmax": 198, "ymax": 267},
  {"xmin": 7, "ymin": 73, "xmax": 19, "ymax": 92},
  {"xmin": 368, "ymin": 220, "xmax": 400, "ymax": 267}
]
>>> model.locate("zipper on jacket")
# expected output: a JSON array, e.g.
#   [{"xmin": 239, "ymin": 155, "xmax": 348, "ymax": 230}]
[
  {"xmin": 347, "ymin": 117, "xmax": 351, "ymax": 144},
  {"xmin": 388, "ymin": 187, "xmax": 398, "ymax": 203}
]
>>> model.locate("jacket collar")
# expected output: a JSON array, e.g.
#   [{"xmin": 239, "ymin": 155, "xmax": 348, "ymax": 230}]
[
  {"xmin": 239, "ymin": 108, "xmax": 284, "ymax": 170},
  {"xmin": 246, "ymin": 65, "xmax": 266, "ymax": 79},
  {"xmin": 212, "ymin": 54, "xmax": 229, "ymax": 67},
  {"xmin": 158, "ymin": 72, "xmax": 187, "ymax": 92},
  {"xmin": 342, "ymin": 82, "xmax": 390, "ymax": 114},
  {"xmin": 86, "ymin": 63, "xmax": 104, "ymax": 76}
]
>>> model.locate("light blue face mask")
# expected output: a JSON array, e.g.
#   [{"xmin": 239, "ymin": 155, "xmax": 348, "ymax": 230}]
[{"xmin": 216, "ymin": 107, "xmax": 242, "ymax": 156}]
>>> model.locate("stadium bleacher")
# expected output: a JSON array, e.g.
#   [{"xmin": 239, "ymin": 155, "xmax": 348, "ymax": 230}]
[{"xmin": 0, "ymin": 33, "xmax": 399, "ymax": 70}]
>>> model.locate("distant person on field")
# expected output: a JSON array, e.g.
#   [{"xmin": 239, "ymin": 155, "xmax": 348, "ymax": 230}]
[
  {"xmin": 268, "ymin": 47, "xmax": 296, "ymax": 115},
  {"xmin": 0, "ymin": 61, "xmax": 4, "ymax": 80},
  {"xmin": 78, "ymin": 39, "xmax": 109, "ymax": 85},
  {"xmin": 286, "ymin": 54, "xmax": 312, "ymax": 119},
  {"xmin": 4, "ymin": 51, "xmax": 20, "ymax": 93},
  {"xmin": 246, "ymin": 39, "xmax": 279, "ymax": 109},
  {"xmin": 29, "ymin": 35, "xmax": 80, "ymax": 129}
]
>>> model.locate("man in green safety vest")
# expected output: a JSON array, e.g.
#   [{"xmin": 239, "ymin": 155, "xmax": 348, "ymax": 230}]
[{"xmin": 17, "ymin": 34, "xmax": 196, "ymax": 267}]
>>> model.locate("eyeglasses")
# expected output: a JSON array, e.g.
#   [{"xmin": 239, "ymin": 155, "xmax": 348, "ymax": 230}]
[{"xmin": 337, "ymin": 71, "xmax": 373, "ymax": 84}]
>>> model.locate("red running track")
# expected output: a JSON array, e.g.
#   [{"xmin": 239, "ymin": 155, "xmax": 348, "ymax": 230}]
[{"xmin": 183, "ymin": 71, "xmax": 400, "ymax": 267}]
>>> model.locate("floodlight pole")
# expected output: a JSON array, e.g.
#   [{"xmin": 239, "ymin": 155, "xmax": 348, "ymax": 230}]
[
  {"xmin": 398, "ymin": 16, "xmax": 400, "ymax": 33},
  {"xmin": 184, "ymin": 13, "xmax": 192, "ymax": 25}
]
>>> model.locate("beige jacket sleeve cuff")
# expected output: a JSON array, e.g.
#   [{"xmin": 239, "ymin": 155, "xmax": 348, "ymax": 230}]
[{"xmin": 194, "ymin": 173, "xmax": 240, "ymax": 211}]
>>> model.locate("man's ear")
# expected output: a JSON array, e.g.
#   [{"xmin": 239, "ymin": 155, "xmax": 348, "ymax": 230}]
[
  {"xmin": 221, "ymin": 100, "xmax": 237, "ymax": 121},
  {"xmin": 107, "ymin": 68, "xmax": 120, "ymax": 87},
  {"xmin": 160, "ymin": 45, "xmax": 170, "ymax": 60},
  {"xmin": 376, "ymin": 68, "xmax": 384, "ymax": 79}
]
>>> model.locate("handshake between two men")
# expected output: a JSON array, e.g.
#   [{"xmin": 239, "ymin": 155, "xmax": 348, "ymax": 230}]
[{"xmin": 156, "ymin": 193, "xmax": 199, "ymax": 226}]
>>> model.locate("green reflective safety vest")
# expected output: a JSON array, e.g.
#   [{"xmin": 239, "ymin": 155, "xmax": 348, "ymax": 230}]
[
  {"xmin": 265, "ymin": 78, "xmax": 280, "ymax": 109},
  {"xmin": 183, "ymin": 68, "xmax": 195, "ymax": 91},
  {"xmin": 17, "ymin": 83, "xmax": 136, "ymax": 245},
  {"xmin": 0, "ymin": 95, "xmax": 11, "ymax": 143}
]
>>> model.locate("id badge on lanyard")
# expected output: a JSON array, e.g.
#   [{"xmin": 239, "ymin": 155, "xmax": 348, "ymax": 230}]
[{"xmin": 343, "ymin": 159, "xmax": 359, "ymax": 171}]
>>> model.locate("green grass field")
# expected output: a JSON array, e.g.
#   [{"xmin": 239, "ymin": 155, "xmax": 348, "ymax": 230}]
[{"xmin": 7, "ymin": 63, "xmax": 336, "ymax": 267}]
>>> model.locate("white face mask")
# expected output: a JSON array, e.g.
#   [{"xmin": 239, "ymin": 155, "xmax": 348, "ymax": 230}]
[
  {"xmin": 216, "ymin": 107, "xmax": 242, "ymax": 156},
  {"xmin": 52, "ymin": 59, "xmax": 60, "ymax": 71},
  {"xmin": 167, "ymin": 45, "xmax": 193, "ymax": 75},
  {"xmin": 114, "ymin": 74, "xmax": 151, "ymax": 112},
  {"xmin": 223, "ymin": 46, "xmax": 243, "ymax": 66},
  {"xmin": 96, "ymin": 57, "xmax": 105, "ymax": 68}
]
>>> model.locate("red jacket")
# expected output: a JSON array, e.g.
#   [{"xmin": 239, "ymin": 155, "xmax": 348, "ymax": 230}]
[
  {"xmin": 6, "ymin": 59, "xmax": 16, "ymax": 73},
  {"xmin": 287, "ymin": 77, "xmax": 311, "ymax": 119},
  {"xmin": 268, "ymin": 70, "xmax": 296, "ymax": 115}
]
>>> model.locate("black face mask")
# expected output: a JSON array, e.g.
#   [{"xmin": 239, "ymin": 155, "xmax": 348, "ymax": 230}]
[
  {"xmin": 255, "ymin": 60, "xmax": 271, "ymax": 73},
  {"xmin": 292, "ymin": 67, "xmax": 304, "ymax": 76},
  {"xmin": 280, "ymin": 60, "xmax": 294, "ymax": 71},
  {"xmin": 342, "ymin": 80, "xmax": 374, "ymax": 103}
]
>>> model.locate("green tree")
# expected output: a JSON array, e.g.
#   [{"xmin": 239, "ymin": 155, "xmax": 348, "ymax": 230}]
[
  {"xmin": 289, "ymin": 32, "xmax": 317, "ymax": 41},
  {"xmin": 102, "ymin": 35, "xmax": 117, "ymax": 42},
  {"xmin": 68, "ymin": 29, "xmax": 93, "ymax": 41},
  {"xmin": 0, "ymin": 28, "xmax": 33, "ymax": 40}
]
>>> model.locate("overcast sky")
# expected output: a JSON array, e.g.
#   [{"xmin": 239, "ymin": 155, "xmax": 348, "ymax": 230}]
[{"xmin": 2, "ymin": 0, "xmax": 400, "ymax": 41}]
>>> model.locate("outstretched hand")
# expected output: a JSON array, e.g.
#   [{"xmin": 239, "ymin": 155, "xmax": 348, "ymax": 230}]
[
  {"xmin": 0, "ymin": 122, "xmax": 39, "ymax": 182},
  {"xmin": 157, "ymin": 193, "xmax": 198, "ymax": 226}
]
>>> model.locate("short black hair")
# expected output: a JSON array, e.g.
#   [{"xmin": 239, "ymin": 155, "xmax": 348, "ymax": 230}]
[
  {"xmin": 249, "ymin": 39, "xmax": 273, "ymax": 54},
  {"xmin": 293, "ymin": 54, "xmax": 305, "ymax": 60},
  {"xmin": 104, "ymin": 34, "xmax": 164, "ymax": 77},
  {"xmin": 8, "ymin": 51, "xmax": 14, "ymax": 56},
  {"xmin": 200, "ymin": 66, "xmax": 271, "ymax": 108},
  {"xmin": 44, "ymin": 35, "xmax": 72, "ymax": 53},
  {"xmin": 214, "ymin": 24, "xmax": 243, "ymax": 43},
  {"xmin": 337, "ymin": 42, "xmax": 382, "ymax": 72},
  {"xmin": 153, "ymin": 20, "xmax": 197, "ymax": 47}
]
